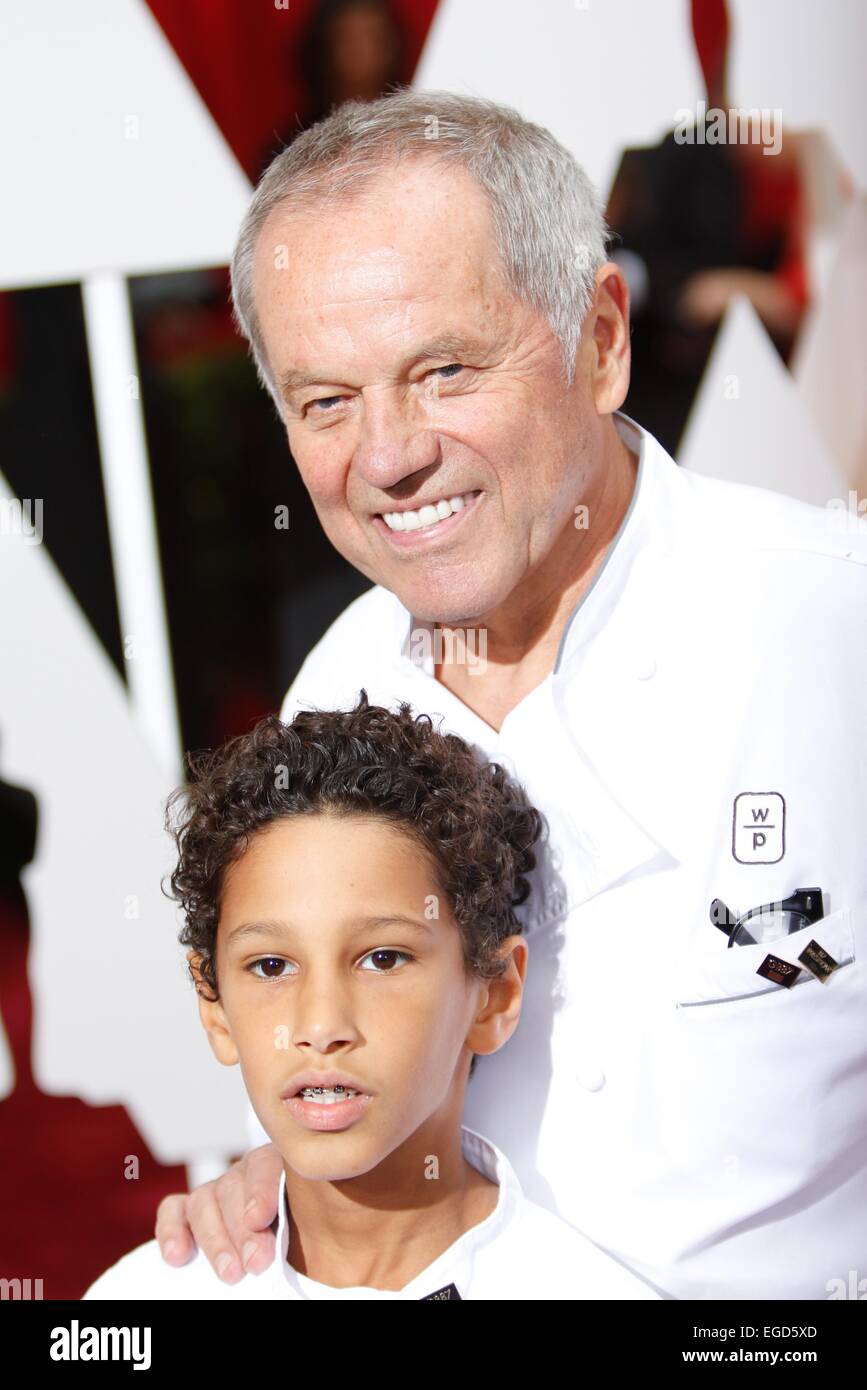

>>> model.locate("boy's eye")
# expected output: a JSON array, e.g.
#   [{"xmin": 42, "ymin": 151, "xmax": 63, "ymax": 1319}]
[
  {"xmin": 247, "ymin": 951, "xmax": 412, "ymax": 978},
  {"xmin": 248, "ymin": 956, "xmax": 296, "ymax": 980},
  {"xmin": 358, "ymin": 948, "xmax": 412, "ymax": 973}
]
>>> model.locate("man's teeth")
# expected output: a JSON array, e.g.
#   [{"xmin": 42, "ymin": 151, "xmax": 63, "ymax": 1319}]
[
  {"xmin": 297, "ymin": 1085, "xmax": 359, "ymax": 1104},
  {"xmin": 381, "ymin": 492, "xmax": 475, "ymax": 532}
]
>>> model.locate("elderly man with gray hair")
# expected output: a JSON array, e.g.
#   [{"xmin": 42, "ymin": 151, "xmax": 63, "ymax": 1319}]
[{"xmin": 155, "ymin": 88, "xmax": 867, "ymax": 1301}]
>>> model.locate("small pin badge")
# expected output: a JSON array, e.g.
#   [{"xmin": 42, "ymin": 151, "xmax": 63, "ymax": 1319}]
[
  {"xmin": 798, "ymin": 939, "xmax": 840, "ymax": 983},
  {"xmin": 756, "ymin": 953, "xmax": 802, "ymax": 988},
  {"xmin": 421, "ymin": 1282, "xmax": 462, "ymax": 1300}
]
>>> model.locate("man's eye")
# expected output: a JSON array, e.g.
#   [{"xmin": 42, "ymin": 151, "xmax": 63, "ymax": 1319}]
[
  {"xmin": 358, "ymin": 948, "xmax": 413, "ymax": 973},
  {"xmin": 248, "ymin": 956, "xmax": 296, "ymax": 979},
  {"xmin": 306, "ymin": 395, "xmax": 344, "ymax": 413},
  {"xmin": 432, "ymin": 363, "xmax": 464, "ymax": 380}
]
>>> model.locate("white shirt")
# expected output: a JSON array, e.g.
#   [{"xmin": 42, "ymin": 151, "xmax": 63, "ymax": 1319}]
[
  {"xmin": 82, "ymin": 1125, "xmax": 659, "ymax": 1300},
  {"xmin": 244, "ymin": 411, "xmax": 867, "ymax": 1300}
]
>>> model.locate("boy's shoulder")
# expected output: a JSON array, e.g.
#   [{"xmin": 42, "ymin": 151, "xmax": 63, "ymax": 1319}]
[
  {"xmin": 82, "ymin": 1238, "xmax": 274, "ymax": 1302},
  {"xmin": 81, "ymin": 1202, "xmax": 661, "ymax": 1302},
  {"xmin": 474, "ymin": 1193, "xmax": 662, "ymax": 1300}
]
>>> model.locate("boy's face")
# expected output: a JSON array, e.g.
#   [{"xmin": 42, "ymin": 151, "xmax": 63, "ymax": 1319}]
[{"xmin": 193, "ymin": 812, "xmax": 525, "ymax": 1182}]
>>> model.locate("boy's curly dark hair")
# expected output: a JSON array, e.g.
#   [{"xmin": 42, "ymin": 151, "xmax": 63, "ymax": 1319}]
[{"xmin": 164, "ymin": 691, "xmax": 543, "ymax": 1075}]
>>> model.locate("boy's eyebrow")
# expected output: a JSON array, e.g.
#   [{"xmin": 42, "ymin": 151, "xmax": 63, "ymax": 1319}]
[
  {"xmin": 225, "ymin": 914, "xmax": 437, "ymax": 945},
  {"xmin": 278, "ymin": 332, "xmax": 491, "ymax": 401}
]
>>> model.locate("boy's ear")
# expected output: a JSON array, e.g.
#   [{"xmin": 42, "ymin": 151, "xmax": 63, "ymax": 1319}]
[
  {"xmin": 466, "ymin": 935, "xmax": 528, "ymax": 1061},
  {"xmin": 187, "ymin": 950, "xmax": 239, "ymax": 1067}
]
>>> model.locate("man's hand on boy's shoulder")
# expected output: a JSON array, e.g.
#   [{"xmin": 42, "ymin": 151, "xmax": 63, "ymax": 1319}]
[{"xmin": 155, "ymin": 1143, "xmax": 284, "ymax": 1282}]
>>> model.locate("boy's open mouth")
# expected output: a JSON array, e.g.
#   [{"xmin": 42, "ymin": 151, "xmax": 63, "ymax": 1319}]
[
  {"xmin": 294, "ymin": 1085, "xmax": 361, "ymax": 1105},
  {"xmin": 283, "ymin": 1072, "xmax": 371, "ymax": 1101},
  {"xmin": 282, "ymin": 1079, "xmax": 374, "ymax": 1132}
]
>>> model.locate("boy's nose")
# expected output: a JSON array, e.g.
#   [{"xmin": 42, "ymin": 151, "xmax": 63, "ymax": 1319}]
[{"xmin": 289, "ymin": 981, "xmax": 361, "ymax": 1053}]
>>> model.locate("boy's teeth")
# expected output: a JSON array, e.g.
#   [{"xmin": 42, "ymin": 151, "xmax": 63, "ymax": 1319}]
[
  {"xmin": 298, "ymin": 1085, "xmax": 359, "ymax": 1104},
  {"xmin": 382, "ymin": 492, "xmax": 474, "ymax": 532}
]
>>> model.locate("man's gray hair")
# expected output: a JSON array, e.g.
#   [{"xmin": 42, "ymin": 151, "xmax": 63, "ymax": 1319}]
[{"xmin": 229, "ymin": 86, "xmax": 610, "ymax": 417}]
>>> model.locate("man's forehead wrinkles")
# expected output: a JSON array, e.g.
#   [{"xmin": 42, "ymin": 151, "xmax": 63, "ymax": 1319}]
[
  {"xmin": 308, "ymin": 295, "xmax": 417, "ymax": 310},
  {"xmin": 318, "ymin": 244, "xmax": 407, "ymax": 294},
  {"xmin": 281, "ymin": 239, "xmax": 490, "ymax": 308}
]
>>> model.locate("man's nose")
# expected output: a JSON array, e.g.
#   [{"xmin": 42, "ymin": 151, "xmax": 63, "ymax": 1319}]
[{"xmin": 351, "ymin": 385, "xmax": 441, "ymax": 490}]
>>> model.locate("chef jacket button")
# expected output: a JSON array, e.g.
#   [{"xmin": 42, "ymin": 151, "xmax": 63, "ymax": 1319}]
[
  {"xmin": 634, "ymin": 653, "xmax": 657, "ymax": 681},
  {"xmin": 576, "ymin": 1064, "xmax": 606, "ymax": 1092}
]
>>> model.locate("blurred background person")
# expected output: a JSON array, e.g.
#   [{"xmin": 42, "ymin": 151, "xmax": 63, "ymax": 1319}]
[
  {"xmin": 607, "ymin": 0, "xmax": 808, "ymax": 453},
  {"xmin": 259, "ymin": 0, "xmax": 405, "ymax": 172}
]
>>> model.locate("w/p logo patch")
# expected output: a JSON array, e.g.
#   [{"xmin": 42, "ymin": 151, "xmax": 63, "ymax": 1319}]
[{"xmin": 732, "ymin": 792, "xmax": 785, "ymax": 864}]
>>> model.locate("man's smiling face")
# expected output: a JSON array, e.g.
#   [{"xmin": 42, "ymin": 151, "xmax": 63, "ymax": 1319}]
[{"xmin": 252, "ymin": 158, "xmax": 600, "ymax": 626}]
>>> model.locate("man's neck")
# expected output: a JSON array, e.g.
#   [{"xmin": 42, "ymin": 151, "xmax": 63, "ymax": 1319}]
[
  {"xmin": 282, "ymin": 1124, "xmax": 498, "ymax": 1291},
  {"xmin": 434, "ymin": 426, "xmax": 639, "ymax": 733}
]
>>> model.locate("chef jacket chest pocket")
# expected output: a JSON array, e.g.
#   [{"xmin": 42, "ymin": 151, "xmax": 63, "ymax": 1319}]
[{"xmin": 675, "ymin": 905, "xmax": 856, "ymax": 1006}]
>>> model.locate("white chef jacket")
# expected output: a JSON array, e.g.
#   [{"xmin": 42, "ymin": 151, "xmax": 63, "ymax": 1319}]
[
  {"xmin": 243, "ymin": 411, "xmax": 867, "ymax": 1301},
  {"xmin": 82, "ymin": 1125, "xmax": 659, "ymax": 1300}
]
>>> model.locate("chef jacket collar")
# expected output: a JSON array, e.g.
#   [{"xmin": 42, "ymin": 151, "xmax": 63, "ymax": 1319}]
[
  {"xmin": 269, "ymin": 1124, "xmax": 520, "ymax": 1300},
  {"xmin": 395, "ymin": 410, "xmax": 654, "ymax": 675}
]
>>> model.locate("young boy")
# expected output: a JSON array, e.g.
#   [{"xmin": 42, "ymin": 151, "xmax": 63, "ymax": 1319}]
[{"xmin": 84, "ymin": 691, "xmax": 660, "ymax": 1300}]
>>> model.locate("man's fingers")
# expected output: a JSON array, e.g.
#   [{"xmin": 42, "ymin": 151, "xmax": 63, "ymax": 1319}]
[
  {"xmin": 217, "ymin": 1144, "xmax": 283, "ymax": 1276},
  {"xmin": 154, "ymin": 1146, "xmax": 283, "ymax": 1283},
  {"xmin": 182, "ymin": 1180, "xmax": 246, "ymax": 1284},
  {"xmin": 155, "ymin": 1192, "xmax": 200, "ymax": 1268},
  {"xmin": 241, "ymin": 1144, "xmax": 285, "ymax": 1229}
]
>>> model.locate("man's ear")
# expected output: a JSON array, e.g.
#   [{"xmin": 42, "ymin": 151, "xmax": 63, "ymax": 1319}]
[
  {"xmin": 187, "ymin": 950, "xmax": 239, "ymax": 1067},
  {"xmin": 588, "ymin": 261, "xmax": 631, "ymax": 415}
]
